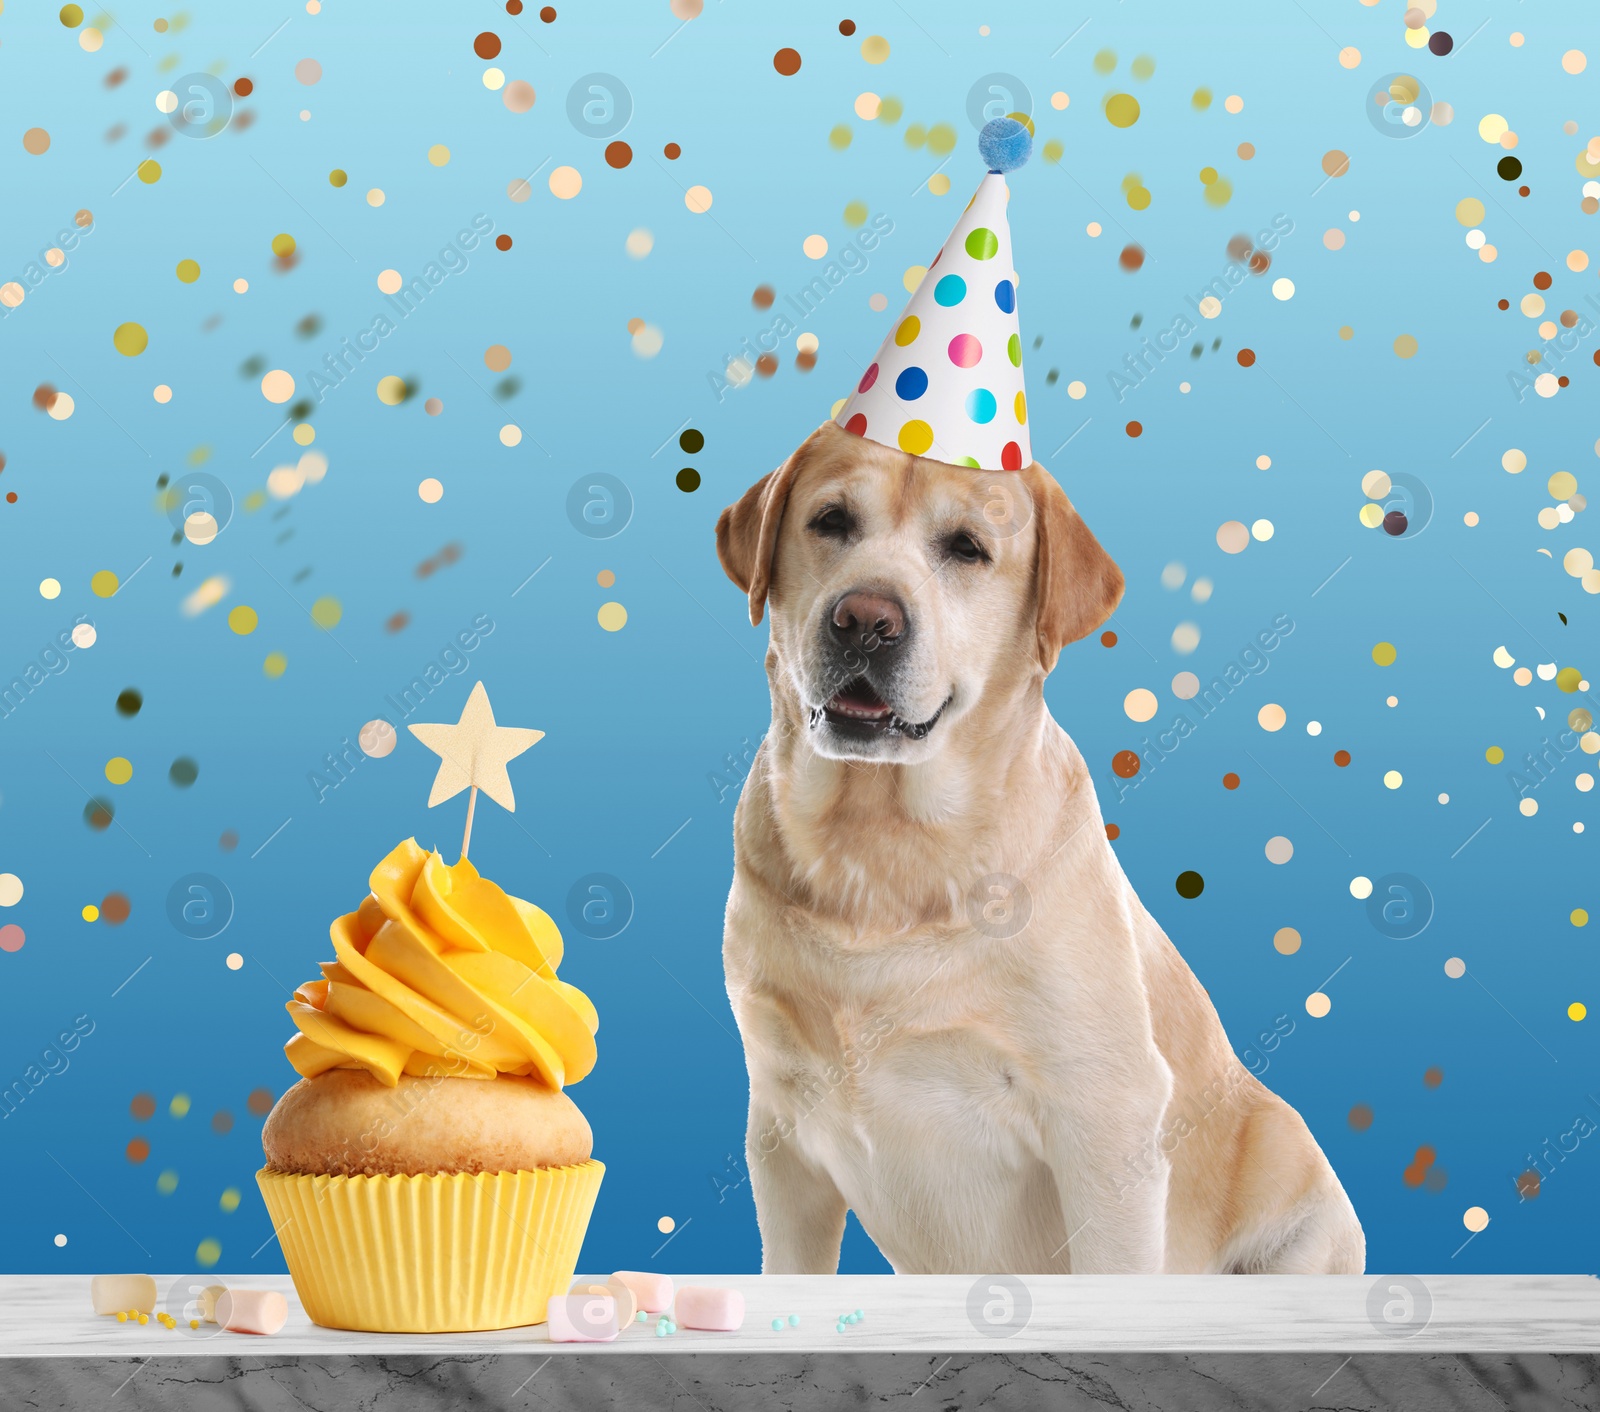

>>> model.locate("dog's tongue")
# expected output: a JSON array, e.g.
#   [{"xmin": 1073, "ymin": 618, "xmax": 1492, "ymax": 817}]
[{"xmin": 827, "ymin": 679, "xmax": 892, "ymax": 721}]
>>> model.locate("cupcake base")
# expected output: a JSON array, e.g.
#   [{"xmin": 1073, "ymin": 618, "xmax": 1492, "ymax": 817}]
[{"xmin": 257, "ymin": 1159, "xmax": 603, "ymax": 1332}]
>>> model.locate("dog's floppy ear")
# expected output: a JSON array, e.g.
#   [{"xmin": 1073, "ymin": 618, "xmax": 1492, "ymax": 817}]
[
  {"xmin": 1022, "ymin": 463, "xmax": 1124, "ymax": 672},
  {"xmin": 716, "ymin": 447, "xmax": 805, "ymax": 626}
]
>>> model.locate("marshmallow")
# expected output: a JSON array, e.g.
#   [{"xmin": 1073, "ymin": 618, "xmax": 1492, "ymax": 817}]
[
  {"xmin": 546, "ymin": 1293, "xmax": 619, "ymax": 1342},
  {"xmin": 571, "ymin": 1275, "xmax": 636, "ymax": 1327},
  {"xmin": 215, "ymin": 1289, "xmax": 289, "ymax": 1336},
  {"xmin": 675, "ymin": 1286, "xmax": 745, "ymax": 1332},
  {"xmin": 612, "ymin": 1270, "xmax": 673, "ymax": 1314},
  {"xmin": 91, "ymin": 1275, "xmax": 156, "ymax": 1316},
  {"xmin": 200, "ymin": 1284, "xmax": 228, "ymax": 1324}
]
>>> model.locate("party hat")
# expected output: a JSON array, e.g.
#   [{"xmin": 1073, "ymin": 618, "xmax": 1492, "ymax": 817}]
[{"xmin": 834, "ymin": 117, "xmax": 1033, "ymax": 472}]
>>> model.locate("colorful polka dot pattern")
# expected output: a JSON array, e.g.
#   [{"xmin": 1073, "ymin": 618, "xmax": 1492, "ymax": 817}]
[{"xmin": 834, "ymin": 173, "xmax": 1031, "ymax": 471}]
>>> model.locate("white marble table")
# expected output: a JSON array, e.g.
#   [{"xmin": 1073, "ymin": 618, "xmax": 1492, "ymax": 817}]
[{"xmin": 3, "ymin": 1272, "xmax": 1597, "ymax": 1355}]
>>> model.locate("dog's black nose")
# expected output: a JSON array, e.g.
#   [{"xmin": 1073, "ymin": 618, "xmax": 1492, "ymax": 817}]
[{"xmin": 831, "ymin": 590, "xmax": 906, "ymax": 648}]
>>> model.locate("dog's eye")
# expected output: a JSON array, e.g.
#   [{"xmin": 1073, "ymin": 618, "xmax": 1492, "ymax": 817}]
[
  {"xmin": 809, "ymin": 506, "xmax": 853, "ymax": 539},
  {"xmin": 944, "ymin": 531, "xmax": 988, "ymax": 564}
]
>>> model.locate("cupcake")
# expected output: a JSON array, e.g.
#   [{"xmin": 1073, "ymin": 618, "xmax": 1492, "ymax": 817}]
[{"xmin": 257, "ymin": 837, "xmax": 602, "ymax": 1332}]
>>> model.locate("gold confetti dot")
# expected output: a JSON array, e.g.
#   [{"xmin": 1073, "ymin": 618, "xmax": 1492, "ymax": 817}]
[
  {"xmin": 1273, "ymin": 927, "xmax": 1302, "ymax": 955},
  {"xmin": 1105, "ymin": 93, "xmax": 1140, "ymax": 128},
  {"xmin": 366, "ymin": 188, "xmax": 385, "ymax": 207},
  {"xmin": 427, "ymin": 143, "xmax": 451, "ymax": 166},
  {"xmin": 263, "ymin": 652, "xmax": 287, "ymax": 678},
  {"xmin": 311, "ymin": 597, "xmax": 341, "ymax": 628},
  {"xmin": 860, "ymin": 34, "xmax": 890, "ymax": 64},
  {"xmin": 113, "ymin": 322, "xmax": 148, "ymax": 356},
  {"xmin": 376, "ymin": 375, "xmax": 407, "ymax": 405},
  {"xmin": 1393, "ymin": 334, "xmax": 1419, "ymax": 359},
  {"xmin": 598, "ymin": 601, "xmax": 628, "ymax": 632},
  {"xmin": 684, "ymin": 184, "xmax": 712, "ymax": 213}
]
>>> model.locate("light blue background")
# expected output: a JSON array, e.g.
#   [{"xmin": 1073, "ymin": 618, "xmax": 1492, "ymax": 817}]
[{"xmin": 1, "ymin": 0, "xmax": 1595, "ymax": 1280}]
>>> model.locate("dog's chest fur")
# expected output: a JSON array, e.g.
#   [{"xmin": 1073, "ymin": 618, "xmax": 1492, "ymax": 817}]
[{"xmin": 728, "ymin": 906, "xmax": 1078, "ymax": 1273}]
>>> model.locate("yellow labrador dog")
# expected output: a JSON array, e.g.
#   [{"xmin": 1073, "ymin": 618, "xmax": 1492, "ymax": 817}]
[{"xmin": 715, "ymin": 421, "xmax": 1364, "ymax": 1275}]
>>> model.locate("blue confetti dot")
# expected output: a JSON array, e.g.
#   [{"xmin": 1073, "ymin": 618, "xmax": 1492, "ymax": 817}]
[
  {"xmin": 994, "ymin": 279, "xmax": 1015, "ymax": 313},
  {"xmin": 934, "ymin": 274, "xmax": 967, "ymax": 307},
  {"xmin": 894, "ymin": 366, "xmax": 929, "ymax": 400}
]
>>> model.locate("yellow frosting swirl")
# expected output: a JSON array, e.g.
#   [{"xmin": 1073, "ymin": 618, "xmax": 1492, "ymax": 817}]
[{"xmin": 284, "ymin": 838, "xmax": 598, "ymax": 1089}]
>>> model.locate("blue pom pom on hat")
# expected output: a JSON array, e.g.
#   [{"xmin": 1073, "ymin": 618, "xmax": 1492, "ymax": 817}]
[
  {"xmin": 833, "ymin": 116, "xmax": 1034, "ymax": 471},
  {"xmin": 978, "ymin": 115, "xmax": 1032, "ymax": 174}
]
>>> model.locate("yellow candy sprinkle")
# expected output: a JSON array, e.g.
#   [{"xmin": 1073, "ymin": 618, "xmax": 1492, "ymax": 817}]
[
  {"xmin": 190, "ymin": 1318, "xmax": 200, "ymax": 1329},
  {"xmin": 116, "ymin": 1311, "xmax": 127, "ymax": 1322},
  {"xmin": 137, "ymin": 1314, "xmax": 149, "ymax": 1325}
]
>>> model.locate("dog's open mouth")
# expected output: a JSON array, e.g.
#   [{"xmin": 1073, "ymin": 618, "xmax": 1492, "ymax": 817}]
[{"xmin": 813, "ymin": 679, "xmax": 948, "ymax": 740}]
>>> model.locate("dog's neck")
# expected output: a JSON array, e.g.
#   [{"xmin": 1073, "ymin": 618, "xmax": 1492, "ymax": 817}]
[{"xmin": 746, "ymin": 657, "xmax": 1100, "ymax": 934}]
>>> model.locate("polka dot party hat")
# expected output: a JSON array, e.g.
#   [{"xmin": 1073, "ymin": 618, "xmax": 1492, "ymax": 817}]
[{"xmin": 835, "ymin": 117, "xmax": 1032, "ymax": 472}]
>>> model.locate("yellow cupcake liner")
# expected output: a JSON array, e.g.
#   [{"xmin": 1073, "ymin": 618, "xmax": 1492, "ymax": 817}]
[{"xmin": 256, "ymin": 1159, "xmax": 603, "ymax": 1332}]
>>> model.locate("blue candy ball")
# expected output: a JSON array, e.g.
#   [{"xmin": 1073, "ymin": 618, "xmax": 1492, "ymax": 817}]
[{"xmin": 978, "ymin": 116, "xmax": 1032, "ymax": 174}]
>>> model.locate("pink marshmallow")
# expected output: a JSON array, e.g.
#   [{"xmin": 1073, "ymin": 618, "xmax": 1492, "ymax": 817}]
[
  {"xmin": 546, "ymin": 1293, "xmax": 619, "ymax": 1343},
  {"xmin": 612, "ymin": 1270, "xmax": 674, "ymax": 1314},
  {"xmin": 571, "ymin": 1277, "xmax": 636, "ymax": 1326},
  {"xmin": 674, "ymin": 1285, "xmax": 745, "ymax": 1332},
  {"xmin": 215, "ymin": 1289, "xmax": 289, "ymax": 1336}
]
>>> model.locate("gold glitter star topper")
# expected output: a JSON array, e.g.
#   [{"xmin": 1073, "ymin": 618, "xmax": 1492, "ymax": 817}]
[{"xmin": 407, "ymin": 681, "xmax": 544, "ymax": 860}]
